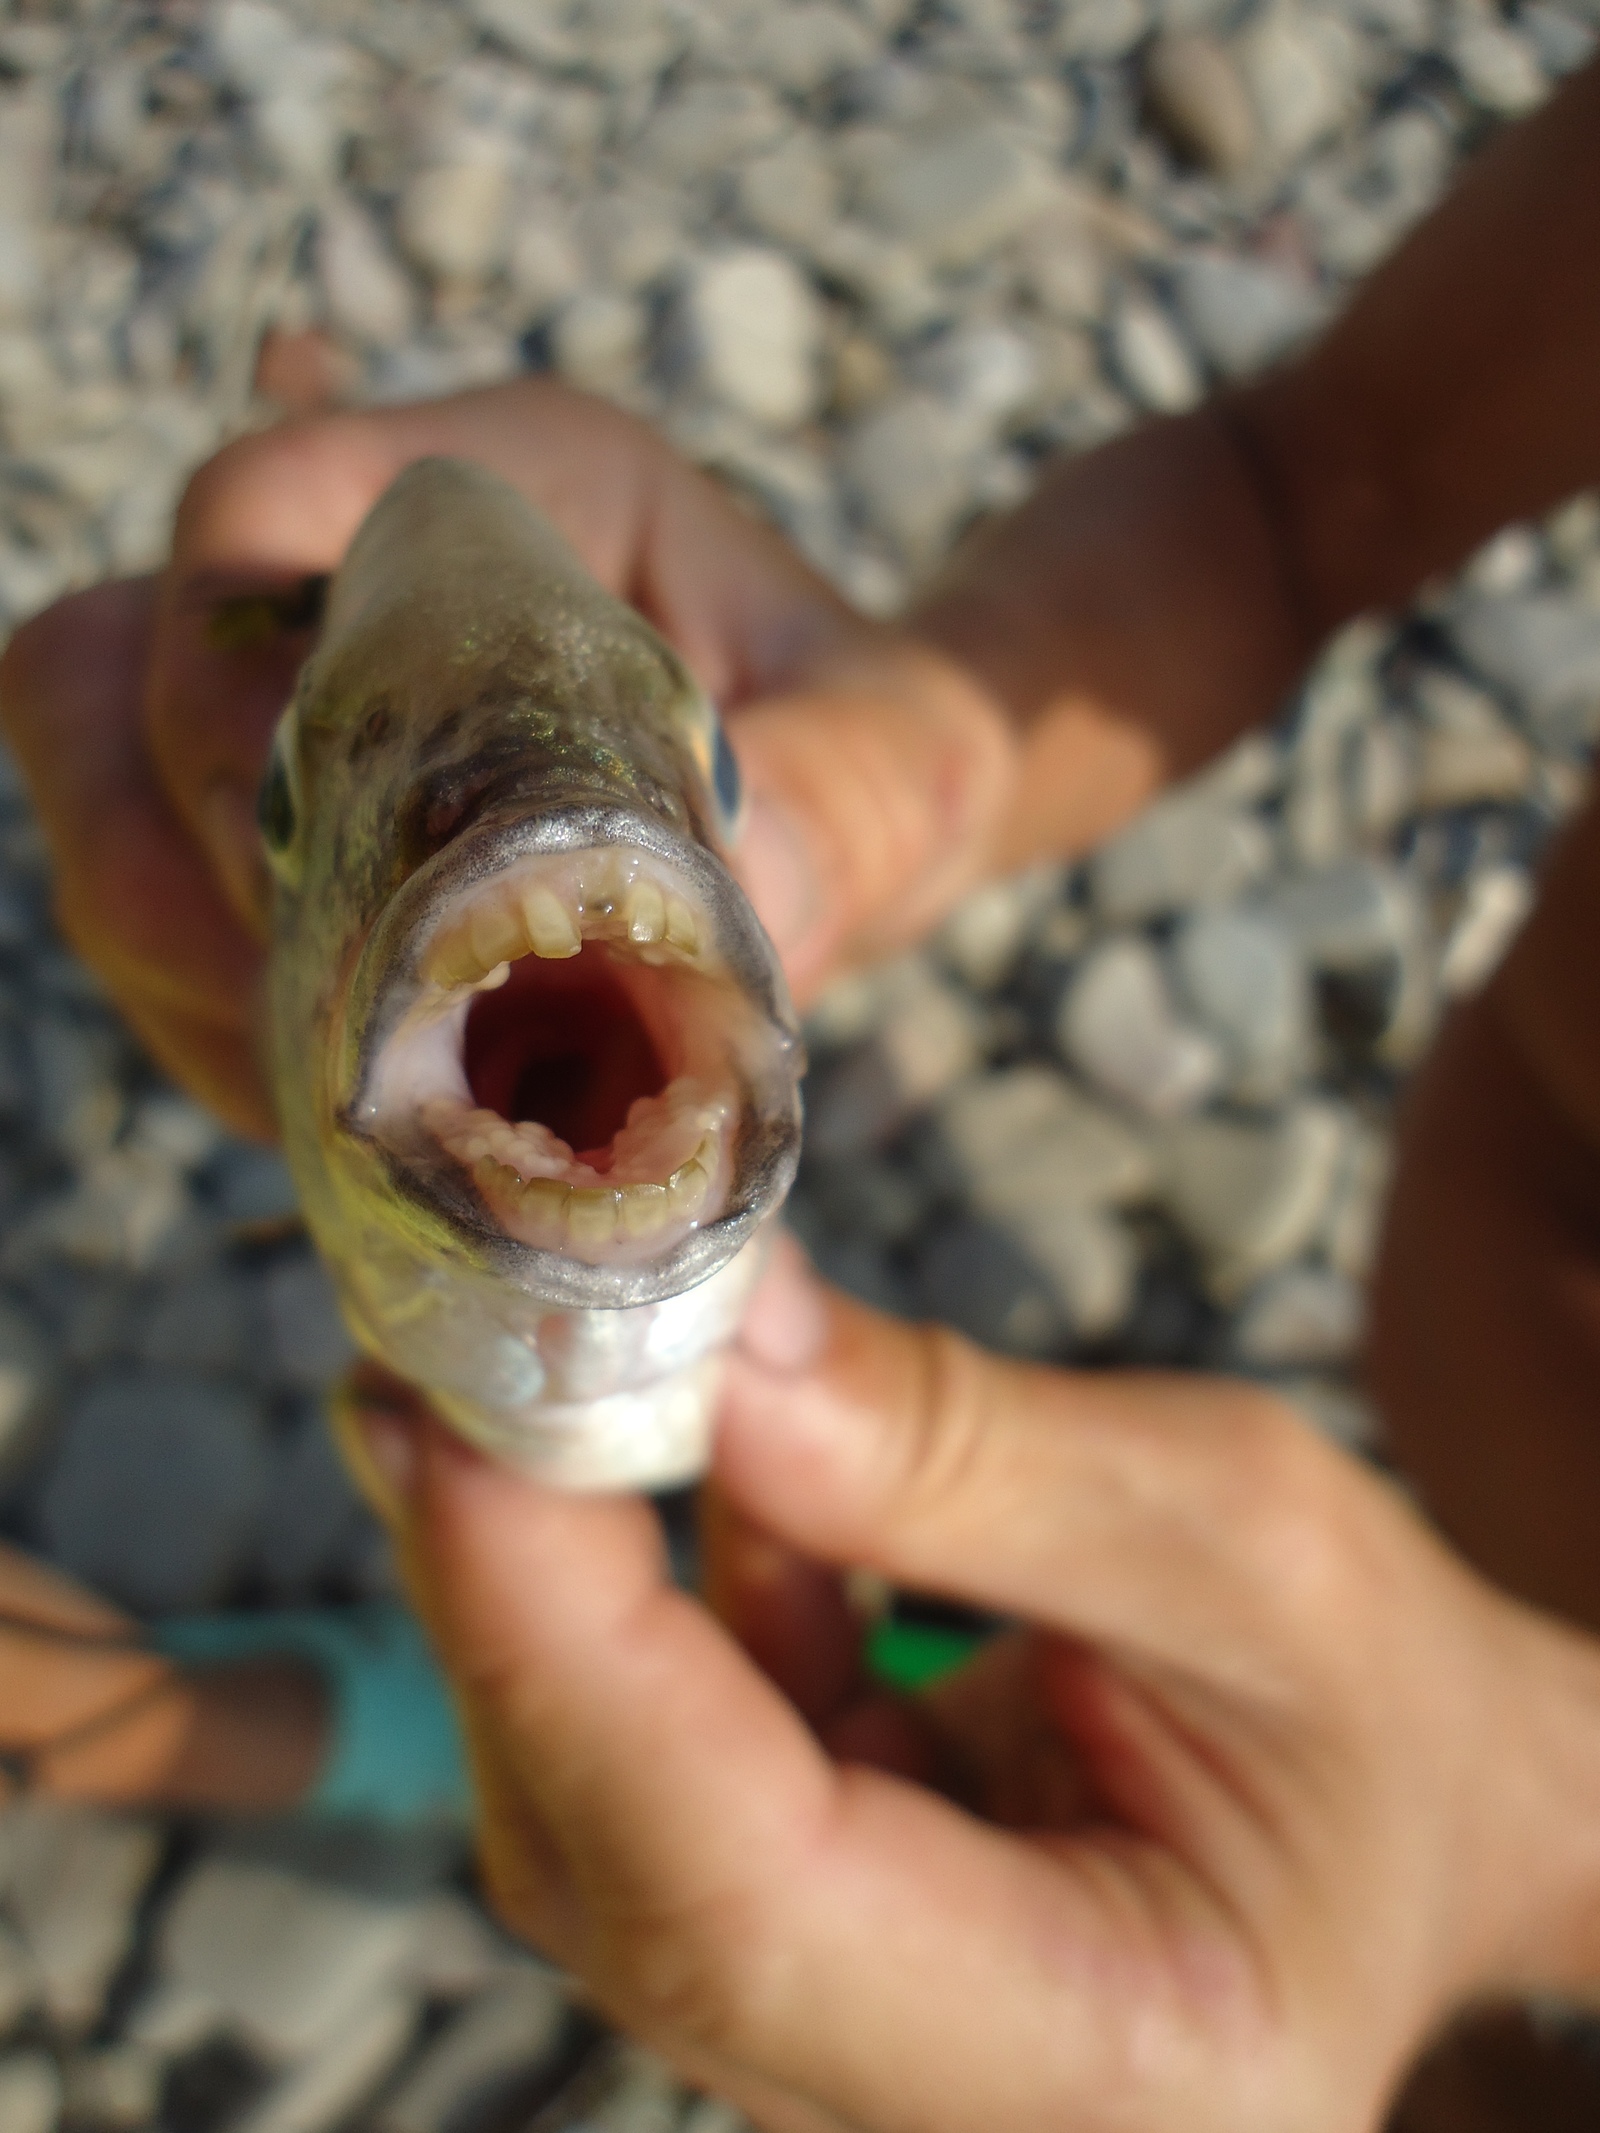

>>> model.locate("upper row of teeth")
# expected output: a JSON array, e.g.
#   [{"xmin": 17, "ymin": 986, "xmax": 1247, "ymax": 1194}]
[{"xmin": 425, "ymin": 873, "xmax": 703, "ymax": 991}]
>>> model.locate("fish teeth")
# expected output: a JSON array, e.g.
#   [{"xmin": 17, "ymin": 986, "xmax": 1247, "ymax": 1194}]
[
  {"xmin": 469, "ymin": 900, "xmax": 525, "ymax": 972},
  {"xmin": 625, "ymin": 880, "xmax": 666, "ymax": 945},
  {"xmin": 664, "ymin": 896, "xmax": 699, "ymax": 955},
  {"xmin": 520, "ymin": 884, "xmax": 580, "ymax": 959},
  {"xmin": 619, "ymin": 1182, "xmax": 672, "ymax": 1238}
]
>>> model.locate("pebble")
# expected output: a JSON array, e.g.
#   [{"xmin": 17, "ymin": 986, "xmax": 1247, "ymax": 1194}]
[
  {"xmin": 263, "ymin": 1256, "xmax": 356, "ymax": 1391},
  {"xmin": 803, "ymin": 961, "xmax": 983, "ymax": 1157},
  {"xmin": 1142, "ymin": 31, "xmax": 1258, "ymax": 174},
  {"xmin": 1170, "ymin": 905, "xmax": 1312, "ymax": 1104},
  {"xmin": 396, "ymin": 151, "xmax": 512, "ymax": 289},
  {"xmin": 932, "ymin": 1064, "xmax": 1155, "ymax": 1213},
  {"xmin": 37, "ymin": 1373, "xmax": 270, "ymax": 1612},
  {"xmin": 1091, "ymin": 788, "xmax": 1273, "ymax": 923},
  {"xmin": 934, "ymin": 871, "xmax": 1059, "ymax": 994},
  {"xmin": 678, "ymin": 250, "xmax": 824, "ymax": 430},
  {"xmin": 1004, "ymin": 1201, "xmax": 1138, "ymax": 1341},
  {"xmin": 1238, "ymin": 1, "xmax": 1359, "ymax": 164},
  {"xmin": 1107, "ymin": 292, "xmax": 1203, "ymax": 414},
  {"xmin": 859, "ymin": 121, "xmax": 1053, "ymax": 269},
  {"xmin": 550, "ymin": 288, "xmax": 647, "ymax": 397},
  {"xmin": 915, "ymin": 1215, "xmax": 1068, "ymax": 1358},
  {"xmin": 1451, "ymin": 592, "xmax": 1600, "ymax": 750},
  {"xmin": 846, "ymin": 391, "xmax": 979, "ymax": 562},
  {"xmin": 1232, "ymin": 1263, "xmax": 1365, "ymax": 1367},
  {"xmin": 1413, "ymin": 669, "xmax": 1533, "ymax": 808},
  {"xmin": 60, "ymin": 2042, "xmax": 163, "ymax": 2129},
  {"xmin": 316, "ymin": 199, "xmax": 416, "ymax": 350},
  {"xmin": 1161, "ymin": 1102, "xmax": 1347, "ymax": 1297},
  {"xmin": 1059, "ymin": 937, "xmax": 1223, "ymax": 1120},
  {"xmin": 374, "ymin": 1970, "xmax": 567, "ymax": 2133},
  {"xmin": 1170, "ymin": 252, "xmax": 1326, "ymax": 380},
  {"xmin": 4, "ymin": 1804, "xmax": 162, "ymax": 2033},
  {"xmin": 228, "ymin": 1988, "xmax": 418, "ymax": 2133},
  {"xmin": 1439, "ymin": 863, "xmax": 1535, "ymax": 996},
  {"xmin": 156, "ymin": 1860, "xmax": 428, "ymax": 2065},
  {"xmin": 0, "ymin": 2051, "xmax": 60, "ymax": 2133},
  {"xmin": 0, "ymin": 1918, "xmax": 38, "ymax": 2035}
]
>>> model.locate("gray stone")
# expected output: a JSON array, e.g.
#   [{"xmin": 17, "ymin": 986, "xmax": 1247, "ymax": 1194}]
[
  {"xmin": 0, "ymin": 2051, "xmax": 59, "ymax": 2133},
  {"xmin": 1059, "ymin": 937, "xmax": 1223, "ymax": 1120},
  {"xmin": 738, "ymin": 4, "xmax": 875, "ymax": 92},
  {"xmin": 506, "ymin": 212, "xmax": 584, "ymax": 321},
  {"xmin": 156, "ymin": 1859, "xmax": 428, "ymax": 2065},
  {"xmin": 1143, "ymin": 32, "xmax": 1258, "ymax": 174},
  {"xmin": 1451, "ymin": 593, "xmax": 1600, "ymax": 749},
  {"xmin": 60, "ymin": 2043, "xmax": 163, "ymax": 2130},
  {"xmin": 859, "ymin": 122, "xmax": 1053, "ymax": 268},
  {"xmin": 1232, "ymin": 1264, "xmax": 1364, "ymax": 1367},
  {"xmin": 916, "ymin": 1215, "xmax": 1067, "ymax": 1358},
  {"xmin": 263, "ymin": 1256, "xmax": 356, "ymax": 1391},
  {"xmin": 210, "ymin": 1145, "xmax": 300, "ymax": 1229},
  {"xmin": 1004, "ymin": 1201, "xmax": 1138, "ymax": 1341},
  {"xmin": 1266, "ymin": 859, "xmax": 1411, "ymax": 972},
  {"xmin": 1413, "ymin": 669, "xmax": 1533, "ymax": 808},
  {"xmin": 38, "ymin": 1373, "xmax": 270, "ymax": 1612},
  {"xmin": 227, "ymin": 1988, "xmax": 418, "ymax": 2133},
  {"xmin": 4, "ymin": 1805, "xmax": 162, "ymax": 2033},
  {"xmin": 738, "ymin": 135, "xmax": 842, "ymax": 252},
  {"xmin": 1170, "ymin": 906, "xmax": 1311, "ymax": 1104},
  {"xmin": 934, "ymin": 871, "xmax": 1060, "ymax": 994},
  {"xmin": 804, "ymin": 962, "xmax": 983, "ymax": 1158},
  {"xmin": 254, "ymin": 1402, "xmax": 373, "ymax": 1599},
  {"xmin": 1170, "ymin": 253, "xmax": 1326, "ymax": 380},
  {"xmin": 138, "ymin": 1268, "xmax": 256, "ymax": 1374},
  {"xmin": 1092, "ymin": 788, "xmax": 1273, "ymax": 924},
  {"xmin": 1449, "ymin": 17, "xmax": 1547, "ymax": 113},
  {"xmin": 846, "ymin": 391, "xmax": 977, "ymax": 561},
  {"xmin": 0, "ymin": 1918, "xmax": 38, "ymax": 2036},
  {"xmin": 678, "ymin": 250, "xmax": 824, "ymax": 429},
  {"xmin": 1160, "ymin": 1102, "xmax": 1347, "ymax": 1297},
  {"xmin": 933, "ymin": 1065, "xmax": 1156, "ymax": 1214},
  {"xmin": 374, "ymin": 1971, "xmax": 567, "ymax": 2133}
]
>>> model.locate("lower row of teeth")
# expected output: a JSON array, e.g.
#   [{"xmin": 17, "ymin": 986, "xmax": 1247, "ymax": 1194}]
[{"xmin": 473, "ymin": 1137, "xmax": 717, "ymax": 1246}]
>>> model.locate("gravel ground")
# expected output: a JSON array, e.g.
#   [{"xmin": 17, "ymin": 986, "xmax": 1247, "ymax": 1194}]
[{"xmin": 0, "ymin": 0, "xmax": 1597, "ymax": 2126}]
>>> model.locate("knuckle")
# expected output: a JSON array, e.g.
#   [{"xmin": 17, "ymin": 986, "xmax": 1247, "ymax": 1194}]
[
  {"xmin": 596, "ymin": 1884, "xmax": 780, "ymax": 2055},
  {"xmin": 879, "ymin": 1324, "xmax": 997, "ymax": 1535}
]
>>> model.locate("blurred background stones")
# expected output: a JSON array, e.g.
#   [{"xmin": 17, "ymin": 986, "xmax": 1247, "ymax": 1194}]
[{"xmin": 0, "ymin": 0, "xmax": 1596, "ymax": 2123}]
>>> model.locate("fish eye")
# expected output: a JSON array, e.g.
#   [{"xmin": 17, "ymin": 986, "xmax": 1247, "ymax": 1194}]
[
  {"xmin": 711, "ymin": 715, "xmax": 743, "ymax": 836},
  {"xmin": 258, "ymin": 724, "xmax": 303, "ymax": 885}
]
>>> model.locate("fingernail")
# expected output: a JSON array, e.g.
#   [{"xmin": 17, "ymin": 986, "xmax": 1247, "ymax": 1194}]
[
  {"xmin": 734, "ymin": 792, "xmax": 821, "ymax": 959},
  {"xmin": 197, "ymin": 780, "xmax": 272, "ymax": 937},
  {"xmin": 331, "ymin": 1381, "xmax": 418, "ymax": 1528},
  {"xmin": 739, "ymin": 1233, "xmax": 829, "ymax": 1373}
]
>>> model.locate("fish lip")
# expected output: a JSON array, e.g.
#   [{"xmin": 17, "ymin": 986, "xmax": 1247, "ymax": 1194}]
[{"xmin": 340, "ymin": 794, "xmax": 804, "ymax": 1313}]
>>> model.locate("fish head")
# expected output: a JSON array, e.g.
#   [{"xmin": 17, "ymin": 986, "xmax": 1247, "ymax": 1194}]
[{"xmin": 263, "ymin": 457, "xmax": 802, "ymax": 1314}]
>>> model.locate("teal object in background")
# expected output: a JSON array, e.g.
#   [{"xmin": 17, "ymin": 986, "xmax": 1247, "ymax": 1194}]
[{"xmin": 151, "ymin": 1601, "xmax": 470, "ymax": 1824}]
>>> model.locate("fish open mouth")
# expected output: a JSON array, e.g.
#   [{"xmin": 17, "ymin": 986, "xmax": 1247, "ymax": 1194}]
[{"xmin": 364, "ymin": 845, "xmax": 775, "ymax": 1268}]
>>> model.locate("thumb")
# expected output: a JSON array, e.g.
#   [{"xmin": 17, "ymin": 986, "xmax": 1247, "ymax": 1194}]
[{"xmin": 728, "ymin": 639, "xmax": 1015, "ymax": 1004}]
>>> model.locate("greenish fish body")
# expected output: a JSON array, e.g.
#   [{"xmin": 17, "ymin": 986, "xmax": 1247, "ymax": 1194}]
[{"xmin": 262, "ymin": 458, "xmax": 802, "ymax": 1488}]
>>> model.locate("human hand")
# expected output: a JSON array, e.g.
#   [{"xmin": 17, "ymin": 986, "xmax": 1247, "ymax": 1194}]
[
  {"xmin": 0, "ymin": 1540, "xmax": 323, "ymax": 1812},
  {"xmin": 340, "ymin": 1253, "xmax": 1600, "ymax": 2133},
  {"xmin": 0, "ymin": 380, "xmax": 1013, "ymax": 1139}
]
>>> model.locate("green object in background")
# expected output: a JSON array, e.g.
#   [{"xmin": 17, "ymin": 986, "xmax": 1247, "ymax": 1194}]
[{"xmin": 866, "ymin": 1617, "xmax": 987, "ymax": 1691}]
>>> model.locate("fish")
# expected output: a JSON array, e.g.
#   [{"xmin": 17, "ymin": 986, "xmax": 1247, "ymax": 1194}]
[{"xmin": 256, "ymin": 456, "xmax": 804, "ymax": 1489}]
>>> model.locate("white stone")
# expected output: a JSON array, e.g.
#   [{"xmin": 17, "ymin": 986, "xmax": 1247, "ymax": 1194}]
[
  {"xmin": 38, "ymin": 1374, "xmax": 271, "ymax": 1612},
  {"xmin": 1232, "ymin": 1264, "xmax": 1364, "ymax": 1367},
  {"xmin": 806, "ymin": 960, "xmax": 983, "ymax": 1155},
  {"xmin": 1059, "ymin": 937, "xmax": 1223, "ymax": 1120},
  {"xmin": 1464, "ymin": 525, "xmax": 1543, "ymax": 596},
  {"xmin": 1170, "ymin": 905, "xmax": 1311, "ymax": 1103},
  {"xmin": 1321, "ymin": 1120, "xmax": 1391, "ymax": 1283},
  {"xmin": 859, "ymin": 122, "xmax": 1053, "ymax": 268},
  {"xmin": 1170, "ymin": 252, "xmax": 1325, "ymax": 380},
  {"xmin": 1439, "ymin": 864, "xmax": 1535, "ymax": 997},
  {"xmin": 228, "ymin": 1988, "xmax": 418, "ymax": 2133},
  {"xmin": 1161, "ymin": 1102, "xmax": 1347, "ymax": 1296},
  {"xmin": 156, "ymin": 1860, "xmax": 427, "ymax": 2065},
  {"xmin": 397, "ymin": 151, "xmax": 512, "ymax": 286},
  {"xmin": 1143, "ymin": 31, "xmax": 1258, "ymax": 174},
  {"xmin": 935, "ymin": 870, "xmax": 1059, "ymax": 993},
  {"xmin": 1238, "ymin": 2, "xmax": 1358, "ymax": 163},
  {"xmin": 1266, "ymin": 858, "xmax": 1410, "ymax": 970},
  {"xmin": 373, "ymin": 1971, "xmax": 566, "ymax": 2133},
  {"xmin": 1091, "ymin": 788, "xmax": 1273, "ymax": 922},
  {"xmin": 550, "ymin": 289, "xmax": 647, "ymax": 396},
  {"xmin": 0, "ymin": 2051, "xmax": 59, "ymax": 2133},
  {"xmin": 1450, "ymin": 19, "xmax": 1547, "ymax": 113},
  {"xmin": 317, "ymin": 199, "xmax": 416, "ymax": 350},
  {"xmin": 1108, "ymin": 294, "xmax": 1202, "ymax": 413},
  {"xmin": 913, "ymin": 322, "xmax": 1039, "ymax": 440},
  {"xmin": 5, "ymin": 1806, "xmax": 162, "ymax": 2033},
  {"xmin": 739, "ymin": 3, "xmax": 875, "ymax": 92},
  {"xmin": 679, "ymin": 250, "xmax": 823, "ymax": 429},
  {"xmin": 936, "ymin": 1064, "xmax": 1155, "ymax": 1214},
  {"xmin": 471, "ymin": 0, "xmax": 683, "ymax": 82}
]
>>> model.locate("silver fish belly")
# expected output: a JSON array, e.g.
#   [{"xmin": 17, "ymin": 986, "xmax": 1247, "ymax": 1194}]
[{"xmin": 260, "ymin": 457, "xmax": 803, "ymax": 1489}]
